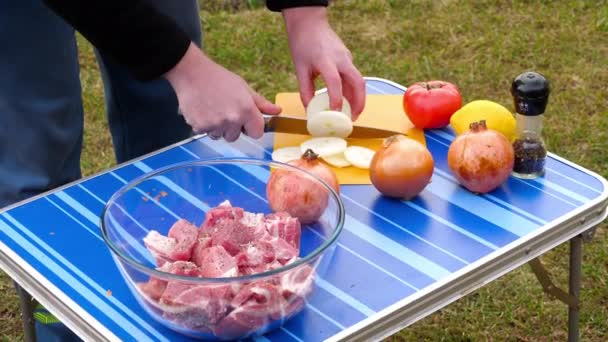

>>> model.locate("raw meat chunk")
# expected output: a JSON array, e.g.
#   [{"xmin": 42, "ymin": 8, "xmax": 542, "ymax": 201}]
[
  {"xmin": 157, "ymin": 261, "xmax": 202, "ymax": 306},
  {"xmin": 231, "ymin": 282, "xmax": 281, "ymax": 313},
  {"xmin": 240, "ymin": 212, "xmax": 264, "ymax": 227},
  {"xmin": 167, "ymin": 219, "xmax": 199, "ymax": 261},
  {"xmin": 191, "ymin": 237, "xmax": 212, "ymax": 267},
  {"xmin": 168, "ymin": 261, "xmax": 200, "ymax": 277},
  {"xmin": 197, "ymin": 246, "xmax": 238, "ymax": 278},
  {"xmin": 266, "ymin": 237, "xmax": 298, "ymax": 265},
  {"xmin": 208, "ymin": 219, "xmax": 254, "ymax": 256},
  {"xmin": 167, "ymin": 284, "xmax": 232, "ymax": 325},
  {"xmin": 265, "ymin": 212, "xmax": 301, "ymax": 250},
  {"xmin": 240, "ymin": 212, "xmax": 267, "ymax": 239},
  {"xmin": 143, "ymin": 219, "xmax": 198, "ymax": 264},
  {"xmin": 281, "ymin": 265, "xmax": 314, "ymax": 299},
  {"xmin": 213, "ymin": 305, "xmax": 269, "ymax": 340},
  {"xmin": 199, "ymin": 203, "xmax": 258, "ymax": 255},
  {"xmin": 137, "ymin": 262, "xmax": 172, "ymax": 300},
  {"xmin": 200, "ymin": 203, "xmax": 245, "ymax": 231},
  {"xmin": 143, "ymin": 230, "xmax": 177, "ymax": 263},
  {"xmin": 138, "ymin": 200, "xmax": 314, "ymax": 337},
  {"xmin": 163, "ymin": 308, "xmax": 213, "ymax": 334},
  {"xmin": 138, "ymin": 277, "xmax": 167, "ymax": 301},
  {"xmin": 235, "ymin": 240, "xmax": 275, "ymax": 268},
  {"xmin": 148, "ymin": 250, "xmax": 172, "ymax": 268},
  {"xmin": 163, "ymin": 309, "xmax": 214, "ymax": 332},
  {"xmin": 160, "ymin": 281, "xmax": 194, "ymax": 307},
  {"xmin": 214, "ymin": 282, "xmax": 281, "ymax": 339},
  {"xmin": 238, "ymin": 264, "xmax": 272, "ymax": 276}
]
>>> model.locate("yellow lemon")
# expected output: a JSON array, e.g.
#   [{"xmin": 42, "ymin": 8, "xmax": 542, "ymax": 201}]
[{"xmin": 450, "ymin": 100, "xmax": 516, "ymax": 141}]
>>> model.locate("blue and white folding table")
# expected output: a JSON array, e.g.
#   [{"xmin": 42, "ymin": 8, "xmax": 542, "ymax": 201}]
[{"xmin": 1, "ymin": 78, "xmax": 606, "ymax": 342}]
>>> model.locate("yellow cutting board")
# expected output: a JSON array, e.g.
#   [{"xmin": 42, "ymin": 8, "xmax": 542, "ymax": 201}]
[{"xmin": 273, "ymin": 93, "xmax": 426, "ymax": 185}]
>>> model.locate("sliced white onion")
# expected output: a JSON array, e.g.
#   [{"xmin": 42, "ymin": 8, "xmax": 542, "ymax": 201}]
[
  {"xmin": 306, "ymin": 92, "xmax": 352, "ymax": 119},
  {"xmin": 300, "ymin": 137, "xmax": 348, "ymax": 158},
  {"xmin": 306, "ymin": 110, "xmax": 353, "ymax": 138},
  {"xmin": 322, "ymin": 153, "xmax": 351, "ymax": 168},
  {"xmin": 271, "ymin": 146, "xmax": 303, "ymax": 164},
  {"xmin": 344, "ymin": 146, "xmax": 376, "ymax": 169}
]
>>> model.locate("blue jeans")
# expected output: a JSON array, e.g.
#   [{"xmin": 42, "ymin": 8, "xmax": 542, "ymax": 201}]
[
  {"xmin": 0, "ymin": 0, "xmax": 202, "ymax": 209},
  {"xmin": 1, "ymin": 0, "xmax": 202, "ymax": 340}
]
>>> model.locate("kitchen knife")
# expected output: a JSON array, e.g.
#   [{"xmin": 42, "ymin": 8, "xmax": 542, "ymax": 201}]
[{"xmin": 262, "ymin": 114, "xmax": 404, "ymax": 139}]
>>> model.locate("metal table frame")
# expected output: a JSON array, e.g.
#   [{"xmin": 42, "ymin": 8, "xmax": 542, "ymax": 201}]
[{"xmin": 3, "ymin": 77, "xmax": 607, "ymax": 342}]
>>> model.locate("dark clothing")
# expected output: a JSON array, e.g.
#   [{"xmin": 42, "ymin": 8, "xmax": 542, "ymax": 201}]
[
  {"xmin": 0, "ymin": 0, "xmax": 203, "ymax": 207},
  {"xmin": 42, "ymin": 0, "xmax": 328, "ymax": 81},
  {"xmin": 265, "ymin": 0, "xmax": 329, "ymax": 11}
]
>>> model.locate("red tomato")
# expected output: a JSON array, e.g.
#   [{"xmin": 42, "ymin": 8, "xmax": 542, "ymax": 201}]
[{"xmin": 402, "ymin": 80, "xmax": 462, "ymax": 129}]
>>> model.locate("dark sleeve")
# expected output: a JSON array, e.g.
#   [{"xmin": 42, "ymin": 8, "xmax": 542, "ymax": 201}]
[
  {"xmin": 42, "ymin": 0, "xmax": 191, "ymax": 81},
  {"xmin": 266, "ymin": 0, "xmax": 329, "ymax": 12}
]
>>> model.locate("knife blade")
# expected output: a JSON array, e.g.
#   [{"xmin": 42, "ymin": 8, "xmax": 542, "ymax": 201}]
[{"xmin": 262, "ymin": 114, "xmax": 404, "ymax": 139}]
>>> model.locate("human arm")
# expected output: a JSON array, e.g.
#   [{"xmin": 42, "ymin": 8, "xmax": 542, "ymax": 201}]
[
  {"xmin": 42, "ymin": 0, "xmax": 191, "ymax": 81},
  {"xmin": 279, "ymin": 6, "xmax": 367, "ymax": 119},
  {"xmin": 41, "ymin": 0, "xmax": 281, "ymax": 141},
  {"xmin": 40, "ymin": 0, "xmax": 350, "ymax": 141},
  {"xmin": 163, "ymin": 42, "xmax": 281, "ymax": 140},
  {"xmin": 41, "ymin": 0, "xmax": 332, "ymax": 80}
]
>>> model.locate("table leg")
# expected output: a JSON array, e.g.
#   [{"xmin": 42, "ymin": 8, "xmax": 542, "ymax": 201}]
[
  {"xmin": 14, "ymin": 281, "xmax": 37, "ymax": 342},
  {"xmin": 528, "ymin": 233, "xmax": 586, "ymax": 342},
  {"xmin": 568, "ymin": 235, "xmax": 582, "ymax": 342}
]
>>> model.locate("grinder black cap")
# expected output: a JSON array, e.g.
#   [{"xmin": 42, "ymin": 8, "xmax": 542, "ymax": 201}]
[{"xmin": 511, "ymin": 71, "xmax": 550, "ymax": 116}]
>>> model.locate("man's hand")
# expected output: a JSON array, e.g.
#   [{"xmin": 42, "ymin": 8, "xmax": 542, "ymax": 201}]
[
  {"xmin": 163, "ymin": 43, "xmax": 281, "ymax": 141},
  {"xmin": 282, "ymin": 7, "xmax": 366, "ymax": 119}
]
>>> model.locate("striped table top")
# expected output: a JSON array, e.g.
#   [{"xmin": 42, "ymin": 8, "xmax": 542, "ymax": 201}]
[{"xmin": 0, "ymin": 78, "xmax": 606, "ymax": 342}]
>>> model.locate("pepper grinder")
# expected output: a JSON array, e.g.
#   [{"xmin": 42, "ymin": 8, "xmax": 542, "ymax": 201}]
[{"xmin": 510, "ymin": 71, "xmax": 550, "ymax": 179}]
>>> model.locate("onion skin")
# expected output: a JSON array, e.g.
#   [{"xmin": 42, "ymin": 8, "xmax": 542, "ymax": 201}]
[
  {"xmin": 267, "ymin": 149, "xmax": 338, "ymax": 224},
  {"xmin": 370, "ymin": 135, "xmax": 434, "ymax": 200},
  {"xmin": 447, "ymin": 120, "xmax": 514, "ymax": 194}
]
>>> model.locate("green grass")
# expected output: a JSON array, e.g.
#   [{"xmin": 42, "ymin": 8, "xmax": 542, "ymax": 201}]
[{"xmin": 2, "ymin": 0, "xmax": 607, "ymax": 340}]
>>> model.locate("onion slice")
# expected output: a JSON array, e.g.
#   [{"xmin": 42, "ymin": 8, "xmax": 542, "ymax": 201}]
[
  {"xmin": 306, "ymin": 92, "xmax": 352, "ymax": 119},
  {"xmin": 300, "ymin": 137, "xmax": 348, "ymax": 158},
  {"xmin": 306, "ymin": 110, "xmax": 353, "ymax": 138},
  {"xmin": 271, "ymin": 147, "xmax": 303, "ymax": 164},
  {"xmin": 344, "ymin": 146, "xmax": 376, "ymax": 169},
  {"xmin": 322, "ymin": 153, "xmax": 351, "ymax": 168}
]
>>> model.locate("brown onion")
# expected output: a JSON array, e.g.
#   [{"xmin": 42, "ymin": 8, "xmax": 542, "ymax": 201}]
[
  {"xmin": 447, "ymin": 120, "xmax": 514, "ymax": 193},
  {"xmin": 370, "ymin": 135, "xmax": 434, "ymax": 200},
  {"xmin": 267, "ymin": 149, "xmax": 339, "ymax": 224}
]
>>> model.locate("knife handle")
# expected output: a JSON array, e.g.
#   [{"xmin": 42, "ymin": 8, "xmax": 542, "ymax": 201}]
[
  {"xmin": 262, "ymin": 114, "xmax": 273, "ymax": 133},
  {"xmin": 240, "ymin": 114, "xmax": 274, "ymax": 135}
]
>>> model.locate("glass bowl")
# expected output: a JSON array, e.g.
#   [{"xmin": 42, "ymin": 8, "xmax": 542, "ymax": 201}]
[{"xmin": 100, "ymin": 158, "xmax": 344, "ymax": 340}]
